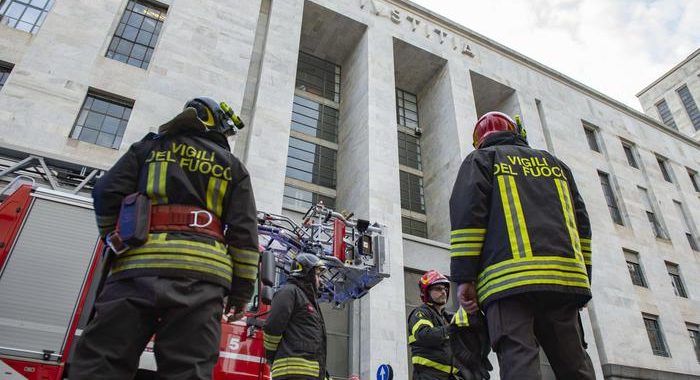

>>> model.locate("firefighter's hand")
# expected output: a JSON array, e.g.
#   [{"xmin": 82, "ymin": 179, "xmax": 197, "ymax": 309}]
[
  {"xmin": 457, "ymin": 282, "xmax": 479, "ymax": 313},
  {"xmin": 226, "ymin": 303, "xmax": 246, "ymax": 322}
]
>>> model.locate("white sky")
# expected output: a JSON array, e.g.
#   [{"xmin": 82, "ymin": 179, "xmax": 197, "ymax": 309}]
[{"xmin": 411, "ymin": 0, "xmax": 700, "ymax": 111}]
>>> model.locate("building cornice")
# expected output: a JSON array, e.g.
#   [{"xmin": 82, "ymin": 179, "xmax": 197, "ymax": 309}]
[{"xmin": 636, "ymin": 48, "xmax": 700, "ymax": 97}]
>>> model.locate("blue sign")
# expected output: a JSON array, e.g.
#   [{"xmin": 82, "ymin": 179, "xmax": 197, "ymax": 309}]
[{"xmin": 376, "ymin": 364, "xmax": 393, "ymax": 380}]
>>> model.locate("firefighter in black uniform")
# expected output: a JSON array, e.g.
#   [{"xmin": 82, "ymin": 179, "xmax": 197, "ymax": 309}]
[
  {"xmin": 407, "ymin": 270, "xmax": 458, "ymax": 380},
  {"xmin": 70, "ymin": 97, "xmax": 259, "ymax": 380},
  {"xmin": 450, "ymin": 112, "xmax": 595, "ymax": 380},
  {"xmin": 263, "ymin": 253, "xmax": 328, "ymax": 380}
]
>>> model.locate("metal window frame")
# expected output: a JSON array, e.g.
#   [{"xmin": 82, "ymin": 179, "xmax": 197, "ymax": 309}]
[
  {"xmin": 676, "ymin": 84, "xmax": 700, "ymax": 131},
  {"xmin": 655, "ymin": 99, "xmax": 678, "ymax": 130},
  {"xmin": 69, "ymin": 90, "xmax": 134, "ymax": 150},
  {"xmin": 598, "ymin": 171, "xmax": 623, "ymax": 225},
  {"xmin": 643, "ymin": 314, "xmax": 670, "ymax": 357},
  {"xmin": 623, "ymin": 249, "xmax": 647, "ymax": 288},
  {"xmin": 620, "ymin": 139, "xmax": 639, "ymax": 169},
  {"xmin": 0, "ymin": 0, "xmax": 54, "ymax": 34},
  {"xmin": 105, "ymin": 0, "xmax": 167, "ymax": 69}
]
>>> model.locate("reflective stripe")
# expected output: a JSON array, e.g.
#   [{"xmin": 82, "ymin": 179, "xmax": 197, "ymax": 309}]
[
  {"xmin": 498, "ymin": 175, "xmax": 532, "ymax": 259},
  {"xmin": 111, "ymin": 262, "xmax": 232, "ymax": 282},
  {"xmin": 412, "ymin": 356, "xmax": 458, "ymax": 374},
  {"xmin": 450, "ymin": 228, "xmax": 486, "ymax": 257},
  {"xmin": 555, "ymin": 179, "xmax": 583, "ymax": 263},
  {"xmin": 580, "ymin": 238, "xmax": 592, "ymax": 265},
  {"xmin": 451, "ymin": 228, "xmax": 486, "ymax": 235},
  {"xmin": 478, "ymin": 271, "xmax": 590, "ymax": 303},
  {"xmin": 451, "ymin": 307, "xmax": 470, "ymax": 327},
  {"xmin": 264, "ymin": 333, "xmax": 282, "ymax": 351},
  {"xmin": 233, "ymin": 263, "xmax": 258, "ymax": 280},
  {"xmin": 230, "ymin": 248, "xmax": 260, "ymax": 266},
  {"xmin": 478, "ymin": 256, "xmax": 587, "ymax": 286},
  {"xmin": 271, "ymin": 357, "xmax": 320, "ymax": 377},
  {"xmin": 206, "ymin": 177, "xmax": 228, "ymax": 218},
  {"xmin": 450, "ymin": 243, "xmax": 483, "ymax": 257},
  {"xmin": 408, "ymin": 319, "xmax": 434, "ymax": 344},
  {"xmin": 146, "ymin": 161, "xmax": 168, "ymax": 204}
]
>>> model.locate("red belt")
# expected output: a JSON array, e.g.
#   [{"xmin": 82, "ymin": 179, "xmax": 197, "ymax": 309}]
[{"xmin": 150, "ymin": 205, "xmax": 224, "ymax": 241}]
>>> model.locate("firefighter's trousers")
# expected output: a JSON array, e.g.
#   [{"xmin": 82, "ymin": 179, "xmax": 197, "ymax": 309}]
[
  {"xmin": 70, "ymin": 276, "xmax": 225, "ymax": 380},
  {"xmin": 485, "ymin": 292, "xmax": 595, "ymax": 380}
]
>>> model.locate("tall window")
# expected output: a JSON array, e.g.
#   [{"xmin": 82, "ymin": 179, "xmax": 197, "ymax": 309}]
[
  {"xmin": 70, "ymin": 91, "xmax": 133, "ymax": 149},
  {"xmin": 638, "ymin": 186, "xmax": 667, "ymax": 239},
  {"xmin": 624, "ymin": 249, "xmax": 647, "ymax": 287},
  {"xmin": 689, "ymin": 168, "xmax": 700, "ymax": 193},
  {"xmin": 283, "ymin": 52, "xmax": 340, "ymax": 212},
  {"xmin": 106, "ymin": 0, "xmax": 167, "ymax": 69},
  {"xmin": 677, "ymin": 85, "xmax": 700, "ymax": 131},
  {"xmin": 643, "ymin": 314, "xmax": 670, "ymax": 357},
  {"xmin": 621, "ymin": 140, "xmax": 638, "ymax": 169},
  {"xmin": 598, "ymin": 171, "xmax": 623, "ymax": 225},
  {"xmin": 655, "ymin": 99, "xmax": 677, "ymax": 130},
  {"xmin": 656, "ymin": 156, "xmax": 673, "ymax": 183},
  {"xmin": 0, "ymin": 0, "xmax": 54, "ymax": 34},
  {"xmin": 688, "ymin": 323, "xmax": 700, "ymax": 363},
  {"xmin": 583, "ymin": 124, "xmax": 600, "ymax": 152},
  {"xmin": 397, "ymin": 88, "xmax": 427, "ymax": 238},
  {"xmin": 666, "ymin": 262, "xmax": 688, "ymax": 298},
  {"xmin": 674, "ymin": 200, "xmax": 698, "ymax": 251},
  {"xmin": 0, "ymin": 63, "xmax": 12, "ymax": 90}
]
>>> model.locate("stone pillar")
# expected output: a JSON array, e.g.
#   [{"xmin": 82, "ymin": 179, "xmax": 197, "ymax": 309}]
[
  {"xmin": 337, "ymin": 27, "xmax": 409, "ymax": 379},
  {"xmin": 243, "ymin": 0, "xmax": 304, "ymax": 213}
]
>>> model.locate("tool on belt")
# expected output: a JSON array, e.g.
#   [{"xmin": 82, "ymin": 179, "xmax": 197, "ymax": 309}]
[{"xmin": 106, "ymin": 193, "xmax": 224, "ymax": 255}]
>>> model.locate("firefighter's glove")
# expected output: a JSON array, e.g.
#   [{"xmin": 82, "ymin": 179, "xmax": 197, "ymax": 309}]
[{"xmin": 450, "ymin": 309, "xmax": 492, "ymax": 380}]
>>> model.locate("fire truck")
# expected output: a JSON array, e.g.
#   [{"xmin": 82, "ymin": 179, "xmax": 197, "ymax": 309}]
[{"xmin": 0, "ymin": 162, "xmax": 388, "ymax": 379}]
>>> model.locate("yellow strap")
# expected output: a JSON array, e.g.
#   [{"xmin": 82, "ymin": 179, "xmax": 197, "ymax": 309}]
[{"xmin": 412, "ymin": 356, "xmax": 458, "ymax": 374}]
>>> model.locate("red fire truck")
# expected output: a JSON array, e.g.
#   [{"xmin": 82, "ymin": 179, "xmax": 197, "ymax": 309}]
[{"xmin": 0, "ymin": 180, "xmax": 387, "ymax": 379}]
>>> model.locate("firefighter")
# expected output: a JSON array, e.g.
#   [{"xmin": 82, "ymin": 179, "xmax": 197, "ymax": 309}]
[
  {"xmin": 70, "ymin": 97, "xmax": 259, "ymax": 380},
  {"xmin": 407, "ymin": 270, "xmax": 459, "ymax": 380},
  {"xmin": 449, "ymin": 112, "xmax": 595, "ymax": 380},
  {"xmin": 263, "ymin": 253, "xmax": 329, "ymax": 380}
]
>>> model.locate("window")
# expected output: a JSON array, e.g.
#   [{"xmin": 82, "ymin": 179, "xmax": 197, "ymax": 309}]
[
  {"xmin": 624, "ymin": 249, "xmax": 647, "ymax": 287},
  {"xmin": 401, "ymin": 217, "xmax": 427, "ymax": 238},
  {"xmin": 643, "ymin": 314, "xmax": 669, "ymax": 357},
  {"xmin": 291, "ymin": 95, "xmax": 338, "ymax": 143},
  {"xmin": 282, "ymin": 185, "xmax": 334, "ymax": 211},
  {"xmin": 295, "ymin": 51, "xmax": 340, "ymax": 103},
  {"xmin": 396, "ymin": 89, "xmax": 418, "ymax": 129},
  {"xmin": 396, "ymin": 88, "xmax": 427, "ymax": 238},
  {"xmin": 106, "ymin": 0, "xmax": 167, "ymax": 69},
  {"xmin": 655, "ymin": 99, "xmax": 677, "ymax": 130},
  {"xmin": 638, "ymin": 186, "xmax": 667, "ymax": 239},
  {"xmin": 400, "ymin": 171, "xmax": 425, "ymax": 213},
  {"xmin": 674, "ymin": 200, "xmax": 698, "ymax": 251},
  {"xmin": 283, "ymin": 52, "xmax": 340, "ymax": 212},
  {"xmin": 285, "ymin": 137, "xmax": 337, "ymax": 189},
  {"xmin": 688, "ymin": 323, "xmax": 700, "ymax": 362},
  {"xmin": 583, "ymin": 124, "xmax": 600, "ymax": 152},
  {"xmin": 656, "ymin": 156, "xmax": 673, "ymax": 183},
  {"xmin": 689, "ymin": 169, "xmax": 700, "ymax": 192},
  {"xmin": 598, "ymin": 171, "xmax": 623, "ymax": 225},
  {"xmin": 621, "ymin": 141, "xmax": 638, "ymax": 169},
  {"xmin": 0, "ymin": 0, "xmax": 54, "ymax": 34},
  {"xmin": 0, "ymin": 63, "xmax": 12, "ymax": 90},
  {"xmin": 666, "ymin": 262, "xmax": 687, "ymax": 298},
  {"xmin": 70, "ymin": 92, "xmax": 133, "ymax": 149},
  {"xmin": 677, "ymin": 85, "xmax": 700, "ymax": 131}
]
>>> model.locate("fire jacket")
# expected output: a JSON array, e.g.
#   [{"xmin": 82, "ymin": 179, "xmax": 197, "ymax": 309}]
[
  {"xmin": 263, "ymin": 277, "xmax": 327, "ymax": 379},
  {"xmin": 449, "ymin": 131, "xmax": 592, "ymax": 309},
  {"xmin": 407, "ymin": 304, "xmax": 458, "ymax": 378},
  {"xmin": 92, "ymin": 110, "xmax": 259, "ymax": 302}
]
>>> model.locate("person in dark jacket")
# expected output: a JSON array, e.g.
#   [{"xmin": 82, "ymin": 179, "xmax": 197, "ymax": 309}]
[
  {"xmin": 70, "ymin": 97, "xmax": 259, "ymax": 380},
  {"xmin": 263, "ymin": 253, "xmax": 328, "ymax": 380},
  {"xmin": 407, "ymin": 270, "xmax": 459, "ymax": 380},
  {"xmin": 450, "ymin": 111, "xmax": 595, "ymax": 380}
]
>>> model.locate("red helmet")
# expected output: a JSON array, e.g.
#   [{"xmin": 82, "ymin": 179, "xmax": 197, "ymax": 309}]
[
  {"xmin": 419, "ymin": 270, "xmax": 450, "ymax": 303},
  {"xmin": 472, "ymin": 111, "xmax": 517, "ymax": 148}
]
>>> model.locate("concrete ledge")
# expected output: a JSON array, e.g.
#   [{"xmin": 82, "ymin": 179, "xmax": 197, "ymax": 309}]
[{"xmin": 602, "ymin": 364, "xmax": 700, "ymax": 380}]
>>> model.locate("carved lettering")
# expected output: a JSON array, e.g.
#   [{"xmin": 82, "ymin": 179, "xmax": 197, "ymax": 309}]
[
  {"xmin": 433, "ymin": 28, "xmax": 447, "ymax": 44},
  {"xmin": 406, "ymin": 15, "xmax": 420, "ymax": 31},
  {"xmin": 390, "ymin": 9, "xmax": 401, "ymax": 24}
]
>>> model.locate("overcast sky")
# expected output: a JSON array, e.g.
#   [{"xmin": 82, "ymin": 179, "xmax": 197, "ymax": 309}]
[{"xmin": 411, "ymin": 0, "xmax": 699, "ymax": 111}]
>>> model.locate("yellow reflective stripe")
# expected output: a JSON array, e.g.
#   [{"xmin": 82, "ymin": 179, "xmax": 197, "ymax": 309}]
[
  {"xmin": 158, "ymin": 161, "xmax": 168, "ymax": 203},
  {"xmin": 498, "ymin": 176, "xmax": 520, "ymax": 258},
  {"xmin": 412, "ymin": 356, "xmax": 458, "ymax": 374},
  {"xmin": 408, "ymin": 335, "xmax": 416, "ymax": 344},
  {"xmin": 507, "ymin": 175, "xmax": 532, "ymax": 257},
  {"xmin": 139, "ymin": 237, "xmax": 227, "ymax": 251},
  {"xmin": 206, "ymin": 178, "xmax": 216, "ymax": 215},
  {"xmin": 273, "ymin": 357, "xmax": 319, "ymax": 367},
  {"xmin": 110, "ymin": 263, "xmax": 231, "ymax": 281},
  {"xmin": 126, "ymin": 244, "xmax": 230, "ymax": 266},
  {"xmin": 450, "ymin": 242, "xmax": 483, "ymax": 257},
  {"xmin": 451, "ymin": 228, "xmax": 486, "ymax": 235},
  {"xmin": 233, "ymin": 263, "xmax": 258, "ymax": 280},
  {"xmin": 116, "ymin": 253, "xmax": 232, "ymax": 271},
  {"xmin": 146, "ymin": 162, "xmax": 168, "ymax": 204},
  {"xmin": 206, "ymin": 177, "xmax": 229, "ymax": 218},
  {"xmin": 411, "ymin": 319, "xmax": 434, "ymax": 335},
  {"xmin": 479, "ymin": 263, "xmax": 587, "ymax": 291},
  {"xmin": 230, "ymin": 248, "xmax": 260, "ymax": 266},
  {"xmin": 478, "ymin": 276, "xmax": 591, "ymax": 304},
  {"xmin": 271, "ymin": 367, "xmax": 319, "ymax": 377},
  {"xmin": 451, "ymin": 307, "xmax": 470, "ymax": 327},
  {"xmin": 264, "ymin": 333, "xmax": 282, "ymax": 343},
  {"xmin": 478, "ymin": 256, "xmax": 586, "ymax": 282},
  {"xmin": 555, "ymin": 179, "xmax": 583, "ymax": 263},
  {"xmin": 271, "ymin": 357, "xmax": 320, "ymax": 376}
]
